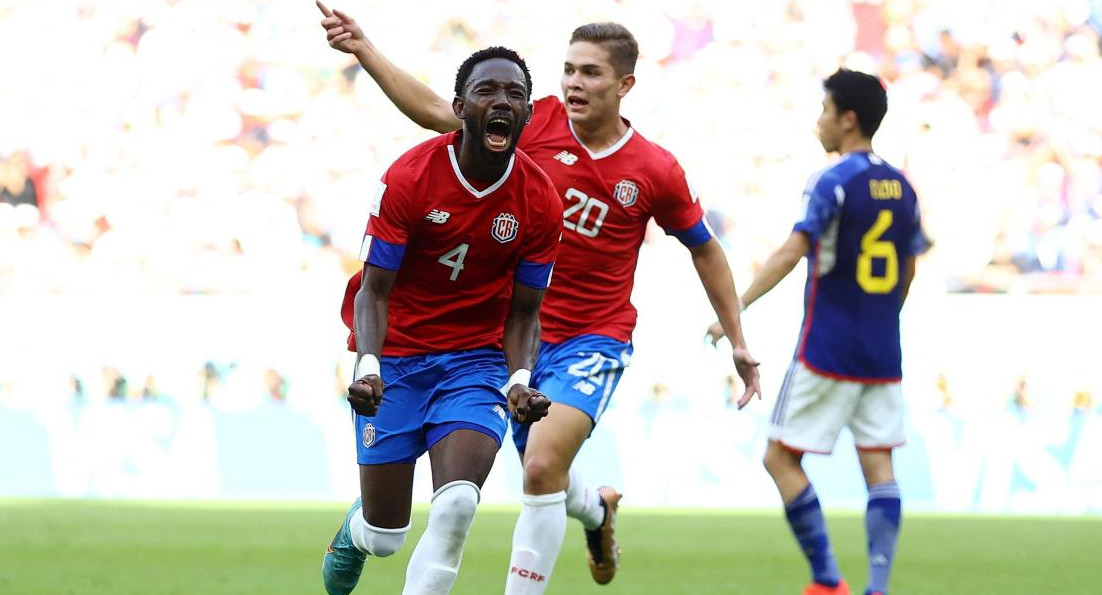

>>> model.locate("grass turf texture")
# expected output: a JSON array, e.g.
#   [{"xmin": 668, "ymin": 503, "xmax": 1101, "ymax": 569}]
[{"xmin": 2, "ymin": 499, "xmax": 1099, "ymax": 595}]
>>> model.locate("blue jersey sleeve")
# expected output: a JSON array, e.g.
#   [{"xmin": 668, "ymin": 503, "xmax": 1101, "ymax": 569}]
[
  {"xmin": 905, "ymin": 204, "xmax": 933, "ymax": 257},
  {"xmin": 793, "ymin": 171, "xmax": 843, "ymax": 242},
  {"xmin": 668, "ymin": 216, "xmax": 713, "ymax": 248},
  {"xmin": 366, "ymin": 237, "xmax": 407, "ymax": 271},
  {"xmin": 515, "ymin": 259, "xmax": 554, "ymax": 289}
]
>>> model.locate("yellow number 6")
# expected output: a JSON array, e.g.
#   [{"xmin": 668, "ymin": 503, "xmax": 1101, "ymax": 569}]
[{"xmin": 857, "ymin": 209, "xmax": 898, "ymax": 294}]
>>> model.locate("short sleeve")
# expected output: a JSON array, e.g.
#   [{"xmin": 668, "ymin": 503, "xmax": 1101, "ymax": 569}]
[
  {"xmin": 904, "ymin": 198, "xmax": 933, "ymax": 257},
  {"xmin": 793, "ymin": 171, "xmax": 843, "ymax": 242},
  {"xmin": 362, "ymin": 166, "xmax": 414, "ymax": 270},
  {"xmin": 653, "ymin": 161, "xmax": 711, "ymax": 247},
  {"xmin": 515, "ymin": 177, "xmax": 562, "ymax": 289}
]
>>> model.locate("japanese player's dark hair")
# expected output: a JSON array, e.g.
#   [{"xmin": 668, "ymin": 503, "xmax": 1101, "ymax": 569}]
[
  {"xmin": 570, "ymin": 23, "xmax": 638, "ymax": 76},
  {"xmin": 823, "ymin": 68, "xmax": 888, "ymax": 138},
  {"xmin": 454, "ymin": 46, "xmax": 533, "ymax": 98}
]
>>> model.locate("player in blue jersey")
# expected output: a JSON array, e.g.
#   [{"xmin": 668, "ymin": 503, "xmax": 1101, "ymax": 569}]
[{"xmin": 709, "ymin": 69, "xmax": 929, "ymax": 595}]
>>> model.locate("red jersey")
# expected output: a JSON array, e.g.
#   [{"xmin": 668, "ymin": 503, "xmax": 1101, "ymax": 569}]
[
  {"xmin": 342, "ymin": 132, "xmax": 562, "ymax": 357},
  {"xmin": 518, "ymin": 96, "xmax": 709, "ymax": 343}
]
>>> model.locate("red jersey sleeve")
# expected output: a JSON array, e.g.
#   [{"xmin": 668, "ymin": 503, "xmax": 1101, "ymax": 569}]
[
  {"xmin": 365, "ymin": 166, "xmax": 415, "ymax": 245},
  {"xmin": 515, "ymin": 171, "xmax": 562, "ymax": 289},
  {"xmin": 524, "ymin": 176, "xmax": 562, "ymax": 265},
  {"xmin": 651, "ymin": 159, "xmax": 712, "ymax": 247}
]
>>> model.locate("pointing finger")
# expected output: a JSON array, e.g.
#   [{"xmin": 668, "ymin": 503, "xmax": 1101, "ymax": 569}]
[{"xmin": 316, "ymin": 1, "xmax": 334, "ymax": 17}]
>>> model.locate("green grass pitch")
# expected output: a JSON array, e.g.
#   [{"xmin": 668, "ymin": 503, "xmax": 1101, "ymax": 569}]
[{"xmin": 2, "ymin": 499, "xmax": 1099, "ymax": 594}]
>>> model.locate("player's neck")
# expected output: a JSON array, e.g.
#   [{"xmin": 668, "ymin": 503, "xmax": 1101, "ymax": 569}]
[
  {"xmin": 455, "ymin": 138, "xmax": 510, "ymax": 186},
  {"xmin": 838, "ymin": 136, "xmax": 873, "ymax": 155},
  {"xmin": 572, "ymin": 115, "xmax": 629, "ymax": 154}
]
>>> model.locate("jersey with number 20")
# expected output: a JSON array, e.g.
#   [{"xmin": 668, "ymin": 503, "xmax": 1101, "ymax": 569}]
[
  {"xmin": 341, "ymin": 131, "xmax": 562, "ymax": 357},
  {"xmin": 794, "ymin": 151, "xmax": 930, "ymax": 382},
  {"xmin": 517, "ymin": 96, "xmax": 712, "ymax": 344}
]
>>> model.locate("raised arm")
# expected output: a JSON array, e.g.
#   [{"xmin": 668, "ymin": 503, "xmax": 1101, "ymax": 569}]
[
  {"xmin": 317, "ymin": 1, "xmax": 461, "ymax": 133},
  {"xmin": 501, "ymin": 283, "xmax": 551, "ymax": 424},
  {"xmin": 347, "ymin": 266, "xmax": 397, "ymax": 417},
  {"xmin": 689, "ymin": 238, "xmax": 762, "ymax": 409}
]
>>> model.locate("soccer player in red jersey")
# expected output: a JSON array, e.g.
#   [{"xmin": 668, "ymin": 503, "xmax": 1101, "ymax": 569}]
[
  {"xmin": 321, "ymin": 45, "xmax": 561, "ymax": 595},
  {"xmin": 317, "ymin": 4, "xmax": 762, "ymax": 592}
]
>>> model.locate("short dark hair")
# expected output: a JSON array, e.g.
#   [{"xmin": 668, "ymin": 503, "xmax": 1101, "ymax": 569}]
[
  {"xmin": 454, "ymin": 46, "xmax": 532, "ymax": 98},
  {"xmin": 823, "ymin": 69, "xmax": 888, "ymax": 138},
  {"xmin": 569, "ymin": 23, "xmax": 638, "ymax": 76}
]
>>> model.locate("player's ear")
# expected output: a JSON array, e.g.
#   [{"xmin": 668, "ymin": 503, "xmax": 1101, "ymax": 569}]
[
  {"xmin": 525, "ymin": 101, "xmax": 532, "ymax": 124},
  {"xmin": 452, "ymin": 96, "xmax": 464, "ymax": 119},
  {"xmin": 842, "ymin": 110, "xmax": 859, "ymax": 133},
  {"xmin": 617, "ymin": 73, "xmax": 636, "ymax": 98}
]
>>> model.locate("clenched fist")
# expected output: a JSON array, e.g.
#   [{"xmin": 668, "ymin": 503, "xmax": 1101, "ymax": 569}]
[
  {"xmin": 507, "ymin": 385, "xmax": 551, "ymax": 424},
  {"xmin": 347, "ymin": 374, "xmax": 384, "ymax": 417}
]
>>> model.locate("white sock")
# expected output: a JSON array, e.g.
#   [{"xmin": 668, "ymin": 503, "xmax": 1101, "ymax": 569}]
[
  {"xmin": 402, "ymin": 481, "xmax": 480, "ymax": 595},
  {"xmin": 564, "ymin": 467, "xmax": 604, "ymax": 531},
  {"xmin": 504, "ymin": 491, "xmax": 567, "ymax": 595},
  {"xmin": 350, "ymin": 506, "xmax": 410, "ymax": 557}
]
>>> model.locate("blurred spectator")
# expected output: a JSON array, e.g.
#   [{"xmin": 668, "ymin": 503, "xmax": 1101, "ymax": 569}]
[
  {"xmin": 0, "ymin": 0, "xmax": 1099, "ymax": 295},
  {"xmin": 263, "ymin": 368, "xmax": 287, "ymax": 403},
  {"xmin": 103, "ymin": 367, "xmax": 129, "ymax": 400},
  {"xmin": 0, "ymin": 152, "xmax": 37, "ymax": 208}
]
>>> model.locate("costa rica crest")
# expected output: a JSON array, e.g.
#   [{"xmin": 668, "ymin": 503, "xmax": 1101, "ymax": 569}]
[
  {"xmin": 491, "ymin": 212, "xmax": 519, "ymax": 243},
  {"xmin": 613, "ymin": 179, "xmax": 639, "ymax": 207},
  {"xmin": 362, "ymin": 423, "xmax": 376, "ymax": 448}
]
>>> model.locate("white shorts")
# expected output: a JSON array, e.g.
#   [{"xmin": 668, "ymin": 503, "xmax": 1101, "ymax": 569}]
[{"xmin": 768, "ymin": 360, "xmax": 905, "ymax": 454}]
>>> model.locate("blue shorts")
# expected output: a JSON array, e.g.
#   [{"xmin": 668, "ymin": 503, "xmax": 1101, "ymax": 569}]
[
  {"xmin": 354, "ymin": 348, "xmax": 509, "ymax": 465},
  {"xmin": 510, "ymin": 334, "xmax": 632, "ymax": 451}
]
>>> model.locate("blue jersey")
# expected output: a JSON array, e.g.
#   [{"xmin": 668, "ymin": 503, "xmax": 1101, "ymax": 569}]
[{"xmin": 793, "ymin": 152, "xmax": 929, "ymax": 382}]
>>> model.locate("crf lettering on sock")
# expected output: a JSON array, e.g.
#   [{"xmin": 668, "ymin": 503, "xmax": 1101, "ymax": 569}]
[{"xmin": 504, "ymin": 491, "xmax": 567, "ymax": 595}]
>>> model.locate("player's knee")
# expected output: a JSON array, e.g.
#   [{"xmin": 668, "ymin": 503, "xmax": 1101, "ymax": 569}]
[
  {"xmin": 522, "ymin": 454, "xmax": 568, "ymax": 494},
  {"xmin": 430, "ymin": 480, "xmax": 480, "ymax": 539},
  {"xmin": 763, "ymin": 443, "xmax": 797, "ymax": 477},
  {"xmin": 360, "ymin": 522, "xmax": 409, "ymax": 557}
]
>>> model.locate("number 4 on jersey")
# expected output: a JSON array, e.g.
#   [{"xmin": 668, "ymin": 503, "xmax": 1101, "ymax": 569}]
[{"xmin": 438, "ymin": 243, "xmax": 469, "ymax": 281}]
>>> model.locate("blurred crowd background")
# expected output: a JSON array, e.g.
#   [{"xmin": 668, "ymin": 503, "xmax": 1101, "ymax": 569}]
[
  {"xmin": 1, "ymin": 1, "xmax": 1100, "ymax": 424},
  {"xmin": 4, "ymin": 0, "xmax": 1102, "ymax": 296}
]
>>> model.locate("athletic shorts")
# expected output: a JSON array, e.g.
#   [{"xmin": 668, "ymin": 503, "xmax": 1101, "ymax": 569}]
[
  {"xmin": 354, "ymin": 348, "xmax": 509, "ymax": 465},
  {"xmin": 768, "ymin": 360, "xmax": 905, "ymax": 454},
  {"xmin": 510, "ymin": 334, "xmax": 632, "ymax": 451}
]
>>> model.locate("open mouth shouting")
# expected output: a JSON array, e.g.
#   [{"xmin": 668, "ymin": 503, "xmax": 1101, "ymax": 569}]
[
  {"xmin": 484, "ymin": 114, "xmax": 514, "ymax": 152},
  {"xmin": 565, "ymin": 94, "xmax": 588, "ymax": 112}
]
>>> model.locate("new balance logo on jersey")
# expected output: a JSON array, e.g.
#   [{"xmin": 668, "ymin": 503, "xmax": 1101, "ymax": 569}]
[
  {"xmin": 553, "ymin": 150, "xmax": 578, "ymax": 165},
  {"xmin": 425, "ymin": 209, "xmax": 451, "ymax": 224}
]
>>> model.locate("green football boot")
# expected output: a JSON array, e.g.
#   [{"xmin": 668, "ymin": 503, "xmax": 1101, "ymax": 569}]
[{"xmin": 322, "ymin": 498, "xmax": 367, "ymax": 595}]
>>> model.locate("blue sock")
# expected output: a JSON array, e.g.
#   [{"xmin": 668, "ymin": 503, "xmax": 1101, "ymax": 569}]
[
  {"xmin": 865, "ymin": 481, "xmax": 902, "ymax": 595},
  {"xmin": 785, "ymin": 484, "xmax": 841, "ymax": 587}
]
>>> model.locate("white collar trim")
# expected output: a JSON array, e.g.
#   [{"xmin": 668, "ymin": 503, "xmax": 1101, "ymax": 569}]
[
  {"xmin": 568, "ymin": 120, "xmax": 634, "ymax": 160},
  {"xmin": 447, "ymin": 144, "xmax": 515, "ymax": 198}
]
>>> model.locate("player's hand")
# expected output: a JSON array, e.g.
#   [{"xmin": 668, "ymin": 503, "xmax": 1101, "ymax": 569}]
[
  {"xmin": 704, "ymin": 320, "xmax": 725, "ymax": 347},
  {"xmin": 347, "ymin": 375, "xmax": 384, "ymax": 416},
  {"xmin": 507, "ymin": 385, "xmax": 551, "ymax": 425},
  {"xmin": 731, "ymin": 347, "xmax": 762, "ymax": 410},
  {"xmin": 317, "ymin": 1, "xmax": 368, "ymax": 55}
]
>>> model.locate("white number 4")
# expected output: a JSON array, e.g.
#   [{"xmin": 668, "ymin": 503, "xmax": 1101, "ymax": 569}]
[{"xmin": 438, "ymin": 243, "xmax": 469, "ymax": 281}]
